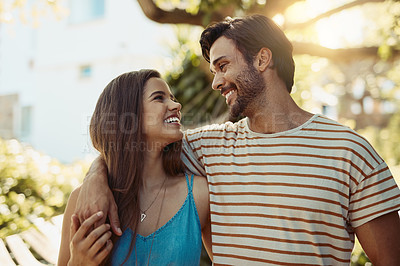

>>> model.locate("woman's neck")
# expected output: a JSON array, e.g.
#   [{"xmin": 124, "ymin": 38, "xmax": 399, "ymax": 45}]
[{"xmin": 142, "ymin": 149, "xmax": 167, "ymax": 190}]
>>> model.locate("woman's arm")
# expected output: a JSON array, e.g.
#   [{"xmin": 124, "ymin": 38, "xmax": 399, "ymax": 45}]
[
  {"xmin": 58, "ymin": 187, "xmax": 80, "ymax": 266},
  {"xmin": 58, "ymin": 187, "xmax": 113, "ymax": 266},
  {"xmin": 68, "ymin": 212, "xmax": 113, "ymax": 266},
  {"xmin": 201, "ymin": 211, "xmax": 213, "ymax": 261},
  {"xmin": 192, "ymin": 175, "xmax": 213, "ymax": 261}
]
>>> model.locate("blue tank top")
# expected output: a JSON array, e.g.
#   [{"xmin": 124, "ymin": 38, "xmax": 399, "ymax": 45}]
[{"xmin": 111, "ymin": 173, "xmax": 202, "ymax": 266}]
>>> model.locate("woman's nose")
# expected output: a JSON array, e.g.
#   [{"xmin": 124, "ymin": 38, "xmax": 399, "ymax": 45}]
[{"xmin": 170, "ymin": 100, "xmax": 181, "ymax": 111}]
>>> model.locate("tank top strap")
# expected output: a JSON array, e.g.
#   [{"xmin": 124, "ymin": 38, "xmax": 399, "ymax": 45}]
[{"xmin": 185, "ymin": 172, "xmax": 194, "ymax": 194}]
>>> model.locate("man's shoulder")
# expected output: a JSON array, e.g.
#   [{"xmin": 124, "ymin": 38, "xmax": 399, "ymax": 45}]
[
  {"xmin": 184, "ymin": 118, "xmax": 247, "ymax": 139},
  {"xmin": 311, "ymin": 115, "xmax": 364, "ymax": 139},
  {"xmin": 309, "ymin": 115, "xmax": 384, "ymax": 165}
]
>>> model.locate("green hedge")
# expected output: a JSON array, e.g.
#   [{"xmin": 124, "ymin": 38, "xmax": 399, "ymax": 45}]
[{"xmin": 0, "ymin": 138, "xmax": 89, "ymax": 238}]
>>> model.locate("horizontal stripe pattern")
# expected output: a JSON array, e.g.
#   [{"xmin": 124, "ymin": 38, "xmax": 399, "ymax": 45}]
[{"xmin": 182, "ymin": 114, "xmax": 400, "ymax": 265}]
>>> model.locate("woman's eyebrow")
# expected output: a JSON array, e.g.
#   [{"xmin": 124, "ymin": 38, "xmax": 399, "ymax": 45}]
[{"xmin": 149, "ymin": 91, "xmax": 166, "ymax": 98}]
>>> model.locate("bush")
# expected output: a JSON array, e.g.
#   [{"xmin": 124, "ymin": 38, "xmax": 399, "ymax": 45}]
[{"xmin": 0, "ymin": 138, "xmax": 89, "ymax": 238}]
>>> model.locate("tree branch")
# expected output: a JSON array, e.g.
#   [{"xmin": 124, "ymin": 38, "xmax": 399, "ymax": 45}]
[
  {"xmin": 247, "ymin": 0, "xmax": 304, "ymax": 17},
  {"xmin": 136, "ymin": 0, "xmax": 400, "ymax": 61},
  {"xmin": 285, "ymin": 0, "xmax": 385, "ymax": 30},
  {"xmin": 137, "ymin": 0, "xmax": 233, "ymax": 26},
  {"xmin": 293, "ymin": 41, "xmax": 399, "ymax": 61},
  {"xmin": 137, "ymin": 0, "xmax": 204, "ymax": 26}
]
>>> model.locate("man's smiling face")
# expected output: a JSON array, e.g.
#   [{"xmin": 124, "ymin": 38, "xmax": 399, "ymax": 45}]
[{"xmin": 209, "ymin": 36, "xmax": 266, "ymax": 118}]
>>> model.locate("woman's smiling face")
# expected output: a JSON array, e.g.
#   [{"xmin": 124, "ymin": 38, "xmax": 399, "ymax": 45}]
[{"xmin": 142, "ymin": 77, "xmax": 182, "ymax": 148}]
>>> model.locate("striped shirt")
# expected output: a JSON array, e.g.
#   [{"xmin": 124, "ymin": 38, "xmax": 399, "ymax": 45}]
[{"xmin": 181, "ymin": 114, "xmax": 400, "ymax": 265}]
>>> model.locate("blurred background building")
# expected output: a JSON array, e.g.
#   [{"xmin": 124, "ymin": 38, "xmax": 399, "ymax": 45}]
[{"xmin": 0, "ymin": 0, "xmax": 174, "ymax": 163}]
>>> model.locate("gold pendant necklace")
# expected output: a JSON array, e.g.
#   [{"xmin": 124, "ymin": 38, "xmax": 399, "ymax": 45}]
[{"xmin": 139, "ymin": 177, "xmax": 167, "ymax": 223}]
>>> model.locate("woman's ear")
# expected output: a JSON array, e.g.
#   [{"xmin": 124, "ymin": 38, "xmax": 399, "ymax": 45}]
[{"xmin": 255, "ymin": 48, "xmax": 273, "ymax": 72}]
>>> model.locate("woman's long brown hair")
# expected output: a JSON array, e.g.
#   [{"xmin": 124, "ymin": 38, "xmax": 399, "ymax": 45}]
[{"xmin": 89, "ymin": 70, "xmax": 184, "ymax": 264}]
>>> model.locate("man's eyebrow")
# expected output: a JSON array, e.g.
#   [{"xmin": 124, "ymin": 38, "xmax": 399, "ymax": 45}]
[
  {"xmin": 149, "ymin": 91, "xmax": 166, "ymax": 98},
  {"xmin": 210, "ymin": 56, "xmax": 226, "ymax": 73}
]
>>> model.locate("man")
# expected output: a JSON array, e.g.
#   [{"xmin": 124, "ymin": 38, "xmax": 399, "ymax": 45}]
[{"xmin": 76, "ymin": 15, "xmax": 400, "ymax": 265}]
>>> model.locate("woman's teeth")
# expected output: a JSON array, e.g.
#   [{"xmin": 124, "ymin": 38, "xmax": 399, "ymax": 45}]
[{"xmin": 164, "ymin": 117, "xmax": 180, "ymax": 123}]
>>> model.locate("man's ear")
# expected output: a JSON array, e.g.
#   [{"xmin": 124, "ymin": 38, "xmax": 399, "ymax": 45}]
[{"xmin": 255, "ymin": 48, "xmax": 273, "ymax": 72}]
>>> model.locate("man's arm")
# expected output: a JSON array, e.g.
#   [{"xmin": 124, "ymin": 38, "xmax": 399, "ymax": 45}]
[
  {"xmin": 355, "ymin": 211, "xmax": 400, "ymax": 265},
  {"xmin": 74, "ymin": 156, "xmax": 122, "ymax": 235}
]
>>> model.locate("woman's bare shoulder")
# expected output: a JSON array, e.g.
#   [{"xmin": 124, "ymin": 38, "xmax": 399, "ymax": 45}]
[
  {"xmin": 191, "ymin": 174, "xmax": 209, "ymax": 205},
  {"xmin": 192, "ymin": 174, "xmax": 207, "ymax": 189}
]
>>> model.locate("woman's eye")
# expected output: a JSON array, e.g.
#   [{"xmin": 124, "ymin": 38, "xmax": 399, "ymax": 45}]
[{"xmin": 154, "ymin": 96, "xmax": 163, "ymax": 100}]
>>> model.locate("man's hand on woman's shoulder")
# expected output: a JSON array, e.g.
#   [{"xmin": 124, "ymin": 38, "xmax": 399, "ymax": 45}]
[{"xmin": 74, "ymin": 156, "xmax": 122, "ymax": 236}]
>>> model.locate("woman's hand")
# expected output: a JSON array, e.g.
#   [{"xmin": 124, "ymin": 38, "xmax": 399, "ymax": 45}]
[{"xmin": 68, "ymin": 211, "xmax": 113, "ymax": 266}]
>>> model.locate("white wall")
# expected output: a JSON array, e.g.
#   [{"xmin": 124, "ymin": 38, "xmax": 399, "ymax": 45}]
[{"xmin": 0, "ymin": 0, "xmax": 175, "ymax": 163}]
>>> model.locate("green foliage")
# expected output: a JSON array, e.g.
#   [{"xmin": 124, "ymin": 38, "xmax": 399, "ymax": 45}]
[
  {"xmin": 358, "ymin": 113, "xmax": 400, "ymax": 167},
  {"xmin": 166, "ymin": 53, "xmax": 228, "ymax": 127},
  {"xmin": 351, "ymin": 239, "xmax": 372, "ymax": 266},
  {"xmin": 164, "ymin": 26, "xmax": 228, "ymax": 127},
  {"xmin": 0, "ymin": 138, "xmax": 89, "ymax": 238},
  {"xmin": 351, "ymin": 251, "xmax": 372, "ymax": 266}
]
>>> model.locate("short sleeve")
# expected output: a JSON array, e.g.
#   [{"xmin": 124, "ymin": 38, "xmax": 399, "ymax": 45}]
[
  {"xmin": 181, "ymin": 131, "xmax": 206, "ymax": 177},
  {"xmin": 349, "ymin": 162, "xmax": 400, "ymax": 228}
]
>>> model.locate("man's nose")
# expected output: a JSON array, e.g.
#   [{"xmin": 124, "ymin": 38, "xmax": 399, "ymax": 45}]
[{"xmin": 212, "ymin": 73, "xmax": 223, "ymax": 91}]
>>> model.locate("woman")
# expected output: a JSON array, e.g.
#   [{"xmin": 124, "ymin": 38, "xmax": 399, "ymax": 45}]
[{"xmin": 58, "ymin": 70, "xmax": 211, "ymax": 265}]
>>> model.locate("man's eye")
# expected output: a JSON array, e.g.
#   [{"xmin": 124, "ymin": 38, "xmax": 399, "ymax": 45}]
[{"xmin": 219, "ymin": 63, "xmax": 226, "ymax": 71}]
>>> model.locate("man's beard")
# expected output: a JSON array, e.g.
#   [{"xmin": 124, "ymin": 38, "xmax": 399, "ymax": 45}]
[{"xmin": 229, "ymin": 63, "xmax": 265, "ymax": 119}]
